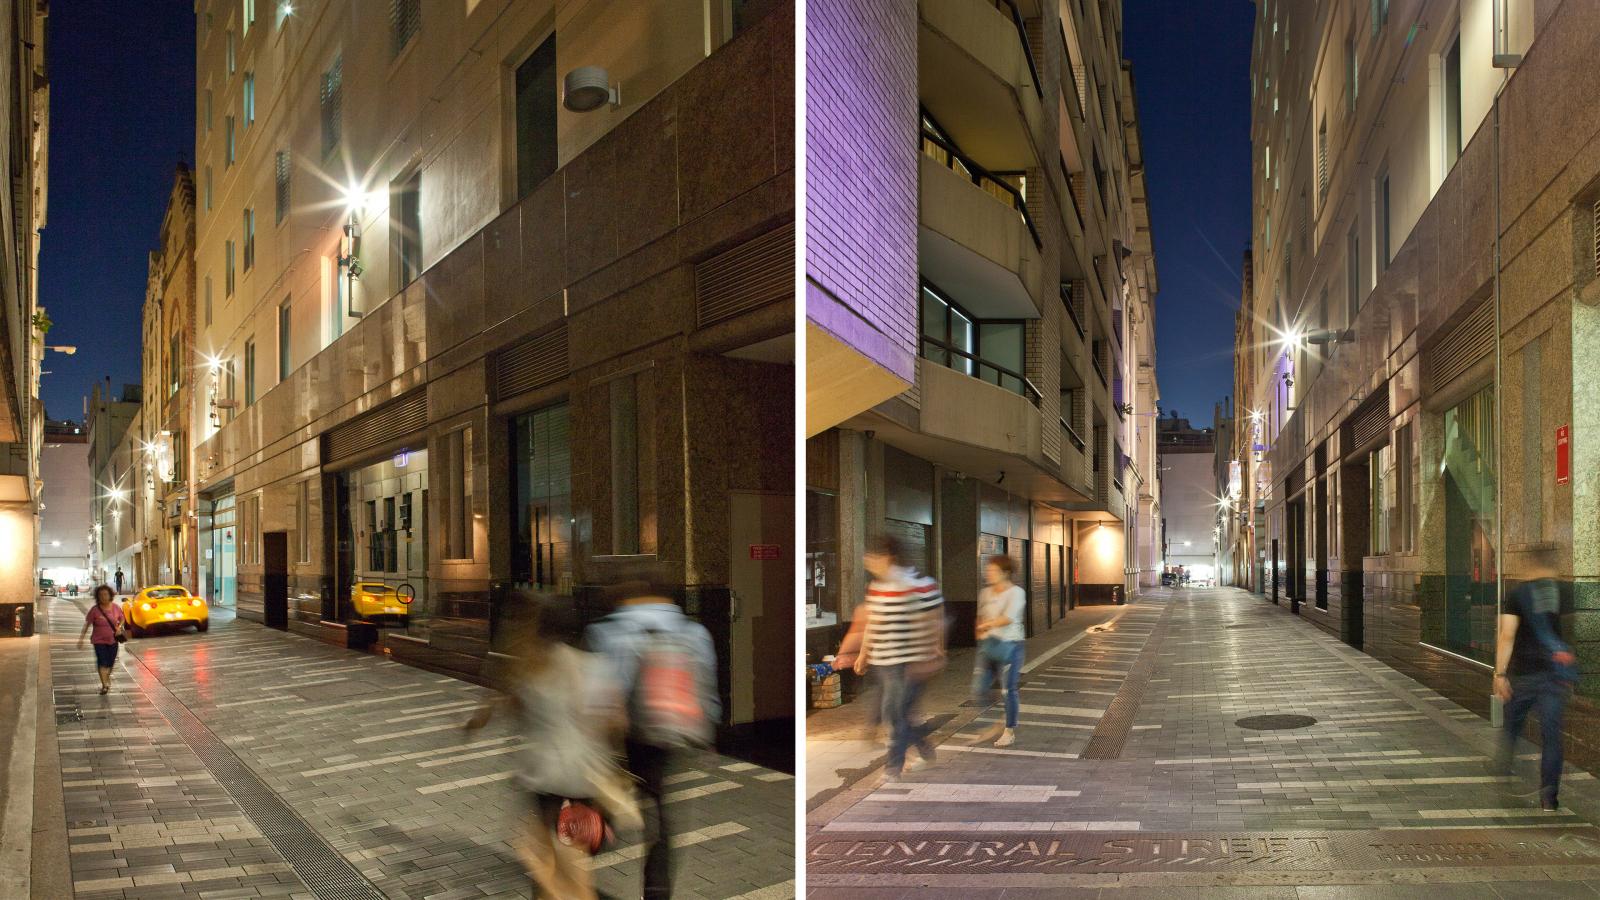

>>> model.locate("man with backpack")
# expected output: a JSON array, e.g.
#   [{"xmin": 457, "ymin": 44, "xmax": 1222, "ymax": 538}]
[
  {"xmin": 585, "ymin": 563, "xmax": 719, "ymax": 900},
  {"xmin": 1493, "ymin": 549, "xmax": 1577, "ymax": 811}
]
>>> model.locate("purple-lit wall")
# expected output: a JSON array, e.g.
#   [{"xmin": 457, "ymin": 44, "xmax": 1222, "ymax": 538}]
[{"xmin": 805, "ymin": 0, "xmax": 918, "ymax": 384}]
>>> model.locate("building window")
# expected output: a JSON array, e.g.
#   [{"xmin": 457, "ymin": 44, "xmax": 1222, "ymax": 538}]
[
  {"xmin": 1370, "ymin": 443, "xmax": 1392, "ymax": 556},
  {"xmin": 244, "ymin": 339, "xmax": 256, "ymax": 405},
  {"xmin": 274, "ymin": 151, "xmax": 290, "ymax": 224},
  {"xmin": 169, "ymin": 332, "xmax": 181, "ymax": 396},
  {"xmin": 243, "ymin": 0, "xmax": 256, "ymax": 34},
  {"xmin": 225, "ymin": 115, "xmax": 236, "ymax": 167},
  {"xmin": 278, "ymin": 299, "xmax": 291, "ymax": 381},
  {"xmin": 320, "ymin": 55, "xmax": 343, "ymax": 157},
  {"xmin": 1376, "ymin": 167, "xmax": 1391, "ymax": 271},
  {"xmin": 920, "ymin": 281, "xmax": 1031, "ymax": 400},
  {"xmin": 242, "ymin": 208, "xmax": 255, "ymax": 271},
  {"xmin": 392, "ymin": 170, "xmax": 421, "ymax": 289},
  {"xmin": 297, "ymin": 480, "xmax": 311, "ymax": 563},
  {"xmin": 514, "ymin": 35, "xmax": 558, "ymax": 200},
  {"xmin": 1345, "ymin": 37, "xmax": 1357, "ymax": 113},
  {"xmin": 224, "ymin": 358, "xmax": 236, "ymax": 421},
  {"xmin": 243, "ymin": 72, "xmax": 255, "ymax": 126},
  {"xmin": 609, "ymin": 375, "xmax": 657, "ymax": 556},
  {"xmin": 205, "ymin": 89, "xmax": 213, "ymax": 133},
  {"xmin": 227, "ymin": 29, "xmax": 236, "ymax": 74},
  {"xmin": 1346, "ymin": 225, "xmax": 1359, "ymax": 325},
  {"xmin": 204, "ymin": 165, "xmax": 213, "ymax": 211},
  {"xmin": 1317, "ymin": 117, "xmax": 1328, "ymax": 204},
  {"xmin": 225, "ymin": 240, "xmax": 236, "ymax": 297},
  {"xmin": 390, "ymin": 0, "xmax": 420, "ymax": 57},
  {"xmin": 1371, "ymin": 0, "xmax": 1389, "ymax": 33},
  {"xmin": 1425, "ymin": 386, "xmax": 1497, "ymax": 663},
  {"xmin": 1443, "ymin": 33, "xmax": 1463, "ymax": 169},
  {"xmin": 511, "ymin": 404, "xmax": 572, "ymax": 592},
  {"xmin": 204, "ymin": 275, "xmax": 213, "ymax": 326},
  {"xmin": 440, "ymin": 428, "xmax": 472, "ymax": 560},
  {"xmin": 1395, "ymin": 422, "xmax": 1414, "ymax": 552}
]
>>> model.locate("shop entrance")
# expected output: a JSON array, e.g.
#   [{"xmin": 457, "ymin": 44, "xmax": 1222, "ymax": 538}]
[
  {"xmin": 332, "ymin": 449, "xmax": 429, "ymax": 632},
  {"xmin": 206, "ymin": 495, "xmax": 237, "ymax": 608},
  {"xmin": 729, "ymin": 491, "xmax": 793, "ymax": 729}
]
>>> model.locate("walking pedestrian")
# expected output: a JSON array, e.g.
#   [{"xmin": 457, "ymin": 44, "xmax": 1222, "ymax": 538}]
[
  {"xmin": 585, "ymin": 562, "xmax": 718, "ymax": 900},
  {"xmin": 465, "ymin": 593, "xmax": 639, "ymax": 900},
  {"xmin": 113, "ymin": 567, "xmax": 124, "ymax": 595},
  {"xmin": 77, "ymin": 585, "xmax": 126, "ymax": 695},
  {"xmin": 973, "ymin": 555, "xmax": 1025, "ymax": 747},
  {"xmin": 1494, "ymin": 549, "xmax": 1577, "ymax": 811},
  {"xmin": 853, "ymin": 534, "xmax": 945, "ymax": 780}
]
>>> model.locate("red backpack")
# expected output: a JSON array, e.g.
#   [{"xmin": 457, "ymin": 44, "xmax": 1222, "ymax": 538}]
[{"xmin": 630, "ymin": 628, "xmax": 711, "ymax": 749}]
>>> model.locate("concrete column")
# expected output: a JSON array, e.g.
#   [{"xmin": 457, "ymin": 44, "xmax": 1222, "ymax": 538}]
[{"xmin": 1570, "ymin": 301, "xmax": 1600, "ymax": 693}]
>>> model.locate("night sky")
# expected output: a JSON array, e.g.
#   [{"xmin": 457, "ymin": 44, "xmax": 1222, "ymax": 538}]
[
  {"xmin": 34, "ymin": 3, "xmax": 1247, "ymax": 430},
  {"xmin": 36, "ymin": 4, "xmax": 194, "ymax": 424},
  {"xmin": 1123, "ymin": 0, "xmax": 1254, "ymax": 428}
]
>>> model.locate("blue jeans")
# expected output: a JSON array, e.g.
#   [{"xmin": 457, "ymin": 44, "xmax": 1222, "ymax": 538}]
[
  {"xmin": 972, "ymin": 638, "xmax": 1023, "ymax": 728},
  {"xmin": 877, "ymin": 664, "xmax": 934, "ymax": 773},
  {"xmin": 1503, "ymin": 670, "xmax": 1568, "ymax": 802}
]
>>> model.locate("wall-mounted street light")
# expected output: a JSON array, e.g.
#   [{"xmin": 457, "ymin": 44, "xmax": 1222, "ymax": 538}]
[
  {"xmin": 45, "ymin": 345, "xmax": 77, "ymax": 355},
  {"xmin": 339, "ymin": 185, "xmax": 374, "ymax": 319}
]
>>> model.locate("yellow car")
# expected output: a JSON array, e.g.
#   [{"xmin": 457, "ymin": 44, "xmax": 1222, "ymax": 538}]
[
  {"xmin": 123, "ymin": 585, "xmax": 210, "ymax": 636},
  {"xmin": 349, "ymin": 581, "xmax": 410, "ymax": 623}
]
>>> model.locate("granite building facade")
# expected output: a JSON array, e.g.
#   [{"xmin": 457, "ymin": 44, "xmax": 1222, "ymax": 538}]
[
  {"xmin": 1236, "ymin": 0, "xmax": 1600, "ymax": 767},
  {"xmin": 189, "ymin": 0, "xmax": 794, "ymax": 759}
]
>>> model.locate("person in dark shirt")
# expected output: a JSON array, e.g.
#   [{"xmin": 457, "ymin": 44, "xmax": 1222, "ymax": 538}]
[{"xmin": 1493, "ymin": 550, "xmax": 1576, "ymax": 811}]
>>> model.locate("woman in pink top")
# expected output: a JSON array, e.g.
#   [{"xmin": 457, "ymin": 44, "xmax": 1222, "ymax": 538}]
[{"xmin": 77, "ymin": 585, "xmax": 126, "ymax": 694}]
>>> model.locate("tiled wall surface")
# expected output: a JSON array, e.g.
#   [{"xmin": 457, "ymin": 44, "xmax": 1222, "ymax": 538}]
[{"xmin": 804, "ymin": 0, "xmax": 918, "ymax": 383}]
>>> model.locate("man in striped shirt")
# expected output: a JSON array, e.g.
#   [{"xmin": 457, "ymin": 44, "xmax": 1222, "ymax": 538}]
[{"xmin": 853, "ymin": 534, "xmax": 946, "ymax": 779}]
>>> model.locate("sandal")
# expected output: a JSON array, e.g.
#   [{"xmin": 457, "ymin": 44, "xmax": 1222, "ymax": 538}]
[{"xmin": 99, "ymin": 685, "xmax": 109, "ymax": 695}]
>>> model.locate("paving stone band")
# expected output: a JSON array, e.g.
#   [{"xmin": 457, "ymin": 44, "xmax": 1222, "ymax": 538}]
[
  {"xmin": 124, "ymin": 647, "xmax": 387, "ymax": 900},
  {"xmin": 1234, "ymin": 713, "xmax": 1319, "ymax": 730}
]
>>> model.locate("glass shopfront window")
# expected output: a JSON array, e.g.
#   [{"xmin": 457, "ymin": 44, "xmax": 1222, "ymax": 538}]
[
  {"xmin": 340, "ymin": 450, "xmax": 430, "ymax": 636},
  {"xmin": 511, "ymin": 404, "xmax": 572, "ymax": 594},
  {"xmin": 1425, "ymin": 386, "xmax": 1497, "ymax": 663},
  {"xmin": 806, "ymin": 490, "xmax": 839, "ymax": 628}
]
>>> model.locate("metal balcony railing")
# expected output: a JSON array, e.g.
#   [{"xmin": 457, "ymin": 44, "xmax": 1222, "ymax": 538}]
[
  {"xmin": 989, "ymin": 0, "xmax": 1044, "ymax": 101},
  {"xmin": 922, "ymin": 340, "xmax": 1042, "ymax": 406},
  {"xmin": 1060, "ymin": 416, "xmax": 1085, "ymax": 452},
  {"xmin": 921, "ymin": 127, "xmax": 1043, "ymax": 250}
]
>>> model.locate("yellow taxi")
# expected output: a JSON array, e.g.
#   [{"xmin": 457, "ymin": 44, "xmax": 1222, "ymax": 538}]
[
  {"xmin": 349, "ymin": 581, "xmax": 410, "ymax": 623},
  {"xmin": 123, "ymin": 585, "xmax": 210, "ymax": 636}
]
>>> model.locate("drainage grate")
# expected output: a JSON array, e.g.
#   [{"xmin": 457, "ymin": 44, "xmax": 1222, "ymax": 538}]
[
  {"xmin": 126, "ymin": 656, "xmax": 387, "ymax": 899},
  {"xmin": 1235, "ymin": 714, "xmax": 1317, "ymax": 731},
  {"xmin": 1225, "ymin": 623, "xmax": 1268, "ymax": 629},
  {"xmin": 1081, "ymin": 601, "xmax": 1174, "ymax": 760}
]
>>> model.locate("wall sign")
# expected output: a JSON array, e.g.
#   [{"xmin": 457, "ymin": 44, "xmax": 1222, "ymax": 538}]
[
  {"xmin": 1557, "ymin": 424, "xmax": 1570, "ymax": 486},
  {"xmin": 749, "ymin": 544, "xmax": 781, "ymax": 561}
]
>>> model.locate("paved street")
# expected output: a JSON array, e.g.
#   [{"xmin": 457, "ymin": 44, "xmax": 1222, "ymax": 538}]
[
  {"xmin": 37, "ymin": 594, "xmax": 794, "ymax": 900},
  {"xmin": 806, "ymin": 586, "xmax": 1600, "ymax": 898}
]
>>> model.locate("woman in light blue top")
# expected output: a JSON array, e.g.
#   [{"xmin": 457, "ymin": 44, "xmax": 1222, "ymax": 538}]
[{"xmin": 973, "ymin": 555, "xmax": 1026, "ymax": 746}]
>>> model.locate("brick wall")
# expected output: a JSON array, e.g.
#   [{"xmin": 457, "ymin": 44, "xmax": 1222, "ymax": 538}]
[{"xmin": 805, "ymin": 0, "xmax": 919, "ymax": 385}]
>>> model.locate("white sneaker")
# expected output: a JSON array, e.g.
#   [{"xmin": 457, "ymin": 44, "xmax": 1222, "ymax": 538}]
[
  {"xmin": 905, "ymin": 757, "xmax": 930, "ymax": 773},
  {"xmin": 994, "ymin": 728, "xmax": 1016, "ymax": 747},
  {"xmin": 975, "ymin": 723, "xmax": 1006, "ymax": 743}
]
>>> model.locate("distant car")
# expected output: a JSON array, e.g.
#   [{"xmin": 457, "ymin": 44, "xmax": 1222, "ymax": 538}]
[
  {"xmin": 122, "ymin": 585, "xmax": 210, "ymax": 636},
  {"xmin": 349, "ymin": 581, "xmax": 409, "ymax": 624}
]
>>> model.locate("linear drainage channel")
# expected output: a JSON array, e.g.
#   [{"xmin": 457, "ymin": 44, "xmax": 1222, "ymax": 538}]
[{"xmin": 126, "ymin": 653, "xmax": 387, "ymax": 900}]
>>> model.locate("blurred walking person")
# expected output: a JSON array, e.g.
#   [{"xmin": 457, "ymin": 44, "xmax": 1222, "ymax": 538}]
[
  {"xmin": 853, "ymin": 534, "xmax": 945, "ymax": 780},
  {"xmin": 77, "ymin": 585, "xmax": 126, "ymax": 695},
  {"xmin": 465, "ymin": 593, "xmax": 639, "ymax": 899},
  {"xmin": 973, "ymin": 555, "xmax": 1025, "ymax": 747},
  {"xmin": 586, "ymin": 563, "xmax": 718, "ymax": 900},
  {"xmin": 1494, "ymin": 549, "xmax": 1577, "ymax": 811}
]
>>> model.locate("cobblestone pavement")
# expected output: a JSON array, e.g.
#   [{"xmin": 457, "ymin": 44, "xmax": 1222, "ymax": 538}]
[
  {"xmin": 806, "ymin": 587, "xmax": 1600, "ymax": 898},
  {"xmin": 41, "ymin": 595, "xmax": 794, "ymax": 899}
]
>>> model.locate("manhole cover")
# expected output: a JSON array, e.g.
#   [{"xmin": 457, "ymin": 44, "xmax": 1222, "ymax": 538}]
[{"xmin": 1236, "ymin": 714, "xmax": 1317, "ymax": 730}]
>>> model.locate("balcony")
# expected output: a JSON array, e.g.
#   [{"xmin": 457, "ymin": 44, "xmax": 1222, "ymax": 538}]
[
  {"xmin": 919, "ymin": 0, "xmax": 1044, "ymax": 171},
  {"xmin": 919, "ymin": 151, "xmax": 1039, "ymax": 320}
]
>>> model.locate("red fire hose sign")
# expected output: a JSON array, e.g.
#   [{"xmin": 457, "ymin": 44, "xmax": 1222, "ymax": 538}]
[{"xmin": 1557, "ymin": 425, "xmax": 1570, "ymax": 486}]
